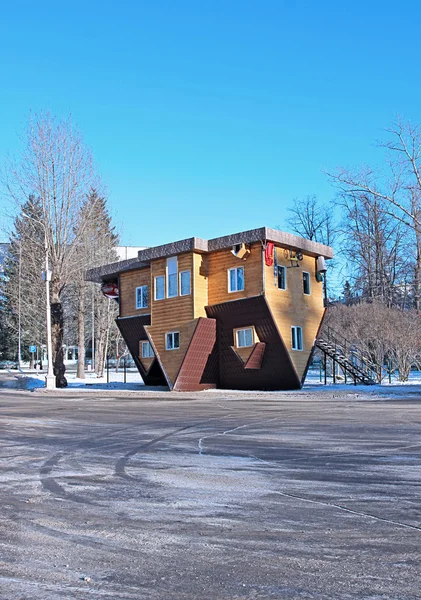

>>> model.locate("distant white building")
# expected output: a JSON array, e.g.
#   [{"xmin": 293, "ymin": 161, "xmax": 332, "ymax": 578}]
[
  {"xmin": 0, "ymin": 244, "xmax": 147, "ymax": 274},
  {"xmin": 115, "ymin": 246, "xmax": 147, "ymax": 261}
]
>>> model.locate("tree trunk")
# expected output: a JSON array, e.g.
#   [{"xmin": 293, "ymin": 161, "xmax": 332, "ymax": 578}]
[
  {"xmin": 77, "ymin": 280, "xmax": 85, "ymax": 379},
  {"xmin": 94, "ymin": 297, "xmax": 113, "ymax": 378},
  {"xmin": 95, "ymin": 335, "xmax": 106, "ymax": 377},
  {"xmin": 414, "ymin": 230, "xmax": 421, "ymax": 311},
  {"xmin": 50, "ymin": 292, "xmax": 67, "ymax": 388}
]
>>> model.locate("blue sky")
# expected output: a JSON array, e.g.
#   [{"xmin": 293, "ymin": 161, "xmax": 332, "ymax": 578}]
[{"xmin": 1, "ymin": 0, "xmax": 420, "ymax": 246}]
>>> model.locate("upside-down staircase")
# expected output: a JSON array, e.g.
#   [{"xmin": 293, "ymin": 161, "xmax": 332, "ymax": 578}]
[{"xmin": 315, "ymin": 326, "xmax": 377, "ymax": 385}]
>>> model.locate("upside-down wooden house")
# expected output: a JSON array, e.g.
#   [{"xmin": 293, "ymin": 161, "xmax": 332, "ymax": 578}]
[{"xmin": 86, "ymin": 227, "xmax": 334, "ymax": 391}]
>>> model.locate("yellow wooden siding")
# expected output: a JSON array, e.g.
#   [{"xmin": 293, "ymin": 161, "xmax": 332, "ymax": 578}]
[
  {"xmin": 264, "ymin": 249, "xmax": 324, "ymax": 380},
  {"xmin": 150, "ymin": 254, "xmax": 194, "ymax": 329},
  {"xmin": 233, "ymin": 345, "xmax": 255, "ymax": 364},
  {"xmin": 146, "ymin": 254, "xmax": 197, "ymax": 386},
  {"xmin": 139, "ymin": 355, "xmax": 154, "ymax": 371},
  {"xmin": 119, "ymin": 267, "xmax": 151, "ymax": 318},
  {"xmin": 193, "ymin": 252, "xmax": 208, "ymax": 317},
  {"xmin": 146, "ymin": 318, "xmax": 199, "ymax": 386},
  {"xmin": 207, "ymin": 242, "xmax": 263, "ymax": 306}
]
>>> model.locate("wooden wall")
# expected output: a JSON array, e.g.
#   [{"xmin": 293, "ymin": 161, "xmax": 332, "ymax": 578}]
[
  {"xmin": 264, "ymin": 248, "xmax": 324, "ymax": 380},
  {"xmin": 193, "ymin": 252, "xmax": 208, "ymax": 317},
  {"xmin": 145, "ymin": 253, "xmax": 196, "ymax": 387},
  {"xmin": 119, "ymin": 267, "xmax": 151, "ymax": 318},
  {"xmin": 207, "ymin": 242, "xmax": 263, "ymax": 306},
  {"xmin": 117, "ymin": 242, "xmax": 325, "ymax": 388},
  {"xmin": 231, "ymin": 326, "xmax": 260, "ymax": 363},
  {"xmin": 146, "ymin": 318, "xmax": 199, "ymax": 387},
  {"xmin": 150, "ymin": 253, "xmax": 194, "ymax": 328},
  {"xmin": 138, "ymin": 353, "xmax": 154, "ymax": 372},
  {"xmin": 234, "ymin": 345, "xmax": 255, "ymax": 364}
]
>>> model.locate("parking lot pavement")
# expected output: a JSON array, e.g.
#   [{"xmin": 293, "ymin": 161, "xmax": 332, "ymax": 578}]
[{"xmin": 1, "ymin": 387, "xmax": 421, "ymax": 599}]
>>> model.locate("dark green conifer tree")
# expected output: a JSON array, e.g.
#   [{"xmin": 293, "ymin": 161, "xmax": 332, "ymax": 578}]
[{"xmin": 0, "ymin": 196, "xmax": 46, "ymax": 365}]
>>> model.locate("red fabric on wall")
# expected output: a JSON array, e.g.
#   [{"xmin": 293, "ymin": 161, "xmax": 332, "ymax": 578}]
[{"xmin": 265, "ymin": 242, "xmax": 274, "ymax": 266}]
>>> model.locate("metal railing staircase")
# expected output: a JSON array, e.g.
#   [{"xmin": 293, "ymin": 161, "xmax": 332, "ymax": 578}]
[{"xmin": 315, "ymin": 326, "xmax": 378, "ymax": 385}]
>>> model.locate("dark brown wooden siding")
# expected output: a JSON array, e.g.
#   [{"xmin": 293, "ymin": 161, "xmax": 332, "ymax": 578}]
[
  {"xmin": 206, "ymin": 296, "xmax": 301, "ymax": 390},
  {"xmin": 116, "ymin": 315, "xmax": 167, "ymax": 386}
]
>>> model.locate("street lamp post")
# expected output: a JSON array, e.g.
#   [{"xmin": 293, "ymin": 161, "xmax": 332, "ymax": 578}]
[
  {"xmin": 21, "ymin": 211, "xmax": 56, "ymax": 389},
  {"xmin": 42, "ymin": 229, "xmax": 56, "ymax": 389}
]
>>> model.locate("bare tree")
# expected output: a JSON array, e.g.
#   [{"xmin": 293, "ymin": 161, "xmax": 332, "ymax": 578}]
[
  {"xmin": 94, "ymin": 297, "xmax": 118, "ymax": 377},
  {"xmin": 389, "ymin": 309, "xmax": 421, "ymax": 381},
  {"xmin": 112, "ymin": 329, "xmax": 130, "ymax": 372},
  {"xmin": 287, "ymin": 195, "xmax": 336, "ymax": 246},
  {"xmin": 336, "ymin": 191, "xmax": 407, "ymax": 305},
  {"xmin": 324, "ymin": 302, "xmax": 390, "ymax": 383},
  {"xmin": 81, "ymin": 190, "xmax": 119, "ymax": 378},
  {"xmin": 324, "ymin": 302, "xmax": 421, "ymax": 382},
  {"xmin": 327, "ymin": 120, "xmax": 421, "ymax": 309},
  {"xmin": 3, "ymin": 113, "xmax": 97, "ymax": 386}
]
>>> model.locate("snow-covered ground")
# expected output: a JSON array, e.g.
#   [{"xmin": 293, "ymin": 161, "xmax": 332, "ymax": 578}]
[
  {"xmin": 4, "ymin": 368, "xmax": 149, "ymax": 392},
  {"xmin": 3, "ymin": 365, "xmax": 421, "ymax": 395},
  {"xmin": 305, "ymin": 367, "xmax": 421, "ymax": 386}
]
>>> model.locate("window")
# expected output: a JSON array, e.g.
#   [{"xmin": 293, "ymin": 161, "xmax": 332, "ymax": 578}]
[
  {"xmin": 291, "ymin": 326, "xmax": 303, "ymax": 351},
  {"xmin": 228, "ymin": 266, "xmax": 244, "ymax": 292},
  {"xmin": 136, "ymin": 285, "xmax": 148, "ymax": 309},
  {"xmin": 236, "ymin": 327, "xmax": 254, "ymax": 348},
  {"xmin": 141, "ymin": 341, "xmax": 154, "ymax": 358},
  {"xmin": 278, "ymin": 265, "xmax": 286, "ymax": 290},
  {"xmin": 180, "ymin": 270, "xmax": 191, "ymax": 296},
  {"xmin": 166, "ymin": 331, "xmax": 180, "ymax": 350},
  {"xmin": 155, "ymin": 275, "xmax": 165, "ymax": 300},
  {"xmin": 167, "ymin": 257, "xmax": 178, "ymax": 298},
  {"xmin": 303, "ymin": 271, "xmax": 311, "ymax": 295}
]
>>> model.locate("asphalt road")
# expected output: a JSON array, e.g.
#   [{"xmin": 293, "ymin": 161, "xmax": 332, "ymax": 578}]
[{"xmin": 1, "ymin": 384, "xmax": 421, "ymax": 599}]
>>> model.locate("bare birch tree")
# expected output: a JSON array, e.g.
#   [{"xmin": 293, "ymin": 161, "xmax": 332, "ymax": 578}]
[
  {"xmin": 73, "ymin": 189, "xmax": 118, "ymax": 378},
  {"xmin": 2, "ymin": 113, "xmax": 97, "ymax": 386}
]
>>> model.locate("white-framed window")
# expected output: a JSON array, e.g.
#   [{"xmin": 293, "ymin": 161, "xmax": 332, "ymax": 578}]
[
  {"xmin": 235, "ymin": 327, "xmax": 254, "ymax": 348},
  {"xmin": 180, "ymin": 270, "xmax": 191, "ymax": 296},
  {"xmin": 278, "ymin": 265, "xmax": 286, "ymax": 290},
  {"xmin": 291, "ymin": 326, "xmax": 303, "ymax": 351},
  {"xmin": 155, "ymin": 275, "xmax": 165, "ymax": 300},
  {"xmin": 136, "ymin": 285, "xmax": 148, "ymax": 309},
  {"xmin": 228, "ymin": 266, "xmax": 244, "ymax": 292},
  {"xmin": 303, "ymin": 271, "xmax": 311, "ymax": 295},
  {"xmin": 167, "ymin": 256, "xmax": 178, "ymax": 298},
  {"xmin": 141, "ymin": 341, "xmax": 154, "ymax": 358},
  {"xmin": 166, "ymin": 331, "xmax": 180, "ymax": 350}
]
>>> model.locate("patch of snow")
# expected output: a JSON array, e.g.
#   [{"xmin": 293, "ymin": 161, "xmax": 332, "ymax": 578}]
[
  {"xmin": 11, "ymin": 366, "xmax": 421, "ymax": 397},
  {"xmin": 18, "ymin": 369, "xmax": 151, "ymax": 392},
  {"xmin": 305, "ymin": 368, "xmax": 421, "ymax": 387}
]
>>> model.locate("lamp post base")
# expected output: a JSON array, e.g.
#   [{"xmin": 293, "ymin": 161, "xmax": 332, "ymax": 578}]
[{"xmin": 45, "ymin": 374, "xmax": 56, "ymax": 390}]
